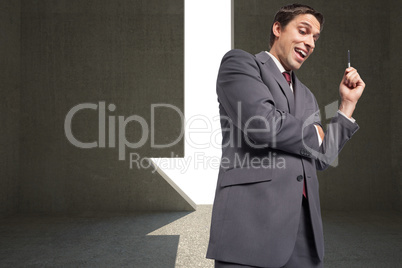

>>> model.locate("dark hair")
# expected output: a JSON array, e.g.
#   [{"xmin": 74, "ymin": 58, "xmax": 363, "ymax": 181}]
[{"xmin": 269, "ymin": 4, "xmax": 324, "ymax": 48}]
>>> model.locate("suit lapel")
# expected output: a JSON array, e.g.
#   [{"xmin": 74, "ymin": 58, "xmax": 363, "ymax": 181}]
[
  {"xmin": 255, "ymin": 52, "xmax": 295, "ymax": 115},
  {"xmin": 292, "ymin": 72, "xmax": 306, "ymax": 120}
]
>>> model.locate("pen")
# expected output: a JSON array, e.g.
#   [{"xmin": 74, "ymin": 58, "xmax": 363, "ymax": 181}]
[{"xmin": 348, "ymin": 50, "xmax": 351, "ymax": 68}]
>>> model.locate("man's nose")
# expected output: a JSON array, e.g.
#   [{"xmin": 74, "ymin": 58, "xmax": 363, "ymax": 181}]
[{"xmin": 305, "ymin": 35, "xmax": 315, "ymax": 49}]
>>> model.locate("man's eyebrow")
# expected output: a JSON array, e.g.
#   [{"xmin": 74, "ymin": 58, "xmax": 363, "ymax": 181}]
[
  {"xmin": 300, "ymin": 22, "xmax": 312, "ymax": 28},
  {"xmin": 299, "ymin": 21, "xmax": 320, "ymax": 37}
]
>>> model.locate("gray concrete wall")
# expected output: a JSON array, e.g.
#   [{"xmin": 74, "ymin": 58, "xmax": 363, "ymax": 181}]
[
  {"xmin": 18, "ymin": 0, "xmax": 192, "ymax": 213},
  {"xmin": 234, "ymin": 0, "xmax": 399, "ymax": 210},
  {"xmin": 0, "ymin": 0, "xmax": 20, "ymax": 217},
  {"xmin": 390, "ymin": 1, "xmax": 402, "ymax": 211}
]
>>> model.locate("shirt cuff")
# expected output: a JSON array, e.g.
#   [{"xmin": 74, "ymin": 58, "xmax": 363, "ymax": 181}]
[
  {"xmin": 314, "ymin": 125, "xmax": 323, "ymax": 147},
  {"xmin": 337, "ymin": 110, "xmax": 356, "ymax": 123}
]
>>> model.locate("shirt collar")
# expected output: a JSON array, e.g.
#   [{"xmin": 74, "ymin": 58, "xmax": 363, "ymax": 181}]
[{"xmin": 265, "ymin": 51, "xmax": 292, "ymax": 77}]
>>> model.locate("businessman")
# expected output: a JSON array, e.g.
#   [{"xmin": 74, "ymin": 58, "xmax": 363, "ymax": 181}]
[{"xmin": 206, "ymin": 4, "xmax": 365, "ymax": 268}]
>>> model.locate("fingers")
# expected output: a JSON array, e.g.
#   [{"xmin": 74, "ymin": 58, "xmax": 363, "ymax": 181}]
[
  {"xmin": 344, "ymin": 67, "xmax": 362, "ymax": 88},
  {"xmin": 346, "ymin": 72, "xmax": 359, "ymax": 88}
]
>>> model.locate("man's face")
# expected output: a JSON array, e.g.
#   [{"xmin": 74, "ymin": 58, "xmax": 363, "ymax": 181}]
[{"xmin": 270, "ymin": 14, "xmax": 321, "ymax": 71}]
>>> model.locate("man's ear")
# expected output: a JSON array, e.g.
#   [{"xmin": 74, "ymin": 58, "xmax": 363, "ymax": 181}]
[{"xmin": 272, "ymin": 22, "xmax": 281, "ymax": 38}]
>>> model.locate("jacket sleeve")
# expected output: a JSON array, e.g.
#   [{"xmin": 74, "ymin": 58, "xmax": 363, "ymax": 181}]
[
  {"xmin": 314, "ymin": 111, "xmax": 360, "ymax": 170},
  {"xmin": 217, "ymin": 49, "xmax": 320, "ymax": 158}
]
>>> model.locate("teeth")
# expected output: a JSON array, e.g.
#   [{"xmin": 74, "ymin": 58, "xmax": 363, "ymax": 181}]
[{"xmin": 295, "ymin": 48, "xmax": 307, "ymax": 57}]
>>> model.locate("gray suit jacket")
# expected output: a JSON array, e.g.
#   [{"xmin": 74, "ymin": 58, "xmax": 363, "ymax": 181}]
[{"xmin": 206, "ymin": 49, "xmax": 359, "ymax": 267}]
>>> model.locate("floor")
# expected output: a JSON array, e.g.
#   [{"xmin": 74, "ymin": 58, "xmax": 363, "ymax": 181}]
[{"xmin": 1, "ymin": 206, "xmax": 401, "ymax": 267}]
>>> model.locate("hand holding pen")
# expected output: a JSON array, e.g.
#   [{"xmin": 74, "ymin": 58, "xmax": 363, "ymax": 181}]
[{"xmin": 338, "ymin": 50, "xmax": 366, "ymax": 118}]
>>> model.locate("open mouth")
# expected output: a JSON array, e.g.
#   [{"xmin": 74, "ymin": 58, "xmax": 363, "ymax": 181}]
[{"xmin": 294, "ymin": 48, "xmax": 307, "ymax": 60}]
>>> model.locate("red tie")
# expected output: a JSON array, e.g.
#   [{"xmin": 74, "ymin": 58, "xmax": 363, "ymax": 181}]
[
  {"xmin": 283, "ymin": 72, "xmax": 307, "ymax": 197},
  {"xmin": 282, "ymin": 72, "xmax": 291, "ymax": 86}
]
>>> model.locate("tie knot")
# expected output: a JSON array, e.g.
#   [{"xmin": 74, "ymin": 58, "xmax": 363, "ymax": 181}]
[{"xmin": 282, "ymin": 72, "xmax": 291, "ymax": 85}]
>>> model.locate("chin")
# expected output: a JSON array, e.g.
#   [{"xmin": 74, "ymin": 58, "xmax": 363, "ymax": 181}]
[
  {"xmin": 287, "ymin": 59, "xmax": 303, "ymax": 71},
  {"xmin": 289, "ymin": 64, "xmax": 302, "ymax": 71},
  {"xmin": 292, "ymin": 61, "xmax": 304, "ymax": 70}
]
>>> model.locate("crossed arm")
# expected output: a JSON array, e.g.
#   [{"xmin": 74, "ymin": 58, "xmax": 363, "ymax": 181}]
[{"xmin": 217, "ymin": 50, "xmax": 364, "ymax": 167}]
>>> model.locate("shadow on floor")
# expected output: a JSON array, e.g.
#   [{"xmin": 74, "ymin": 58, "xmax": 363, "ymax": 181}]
[
  {"xmin": 0, "ymin": 210, "xmax": 191, "ymax": 268},
  {"xmin": 1, "ymin": 207, "xmax": 402, "ymax": 267},
  {"xmin": 322, "ymin": 210, "xmax": 402, "ymax": 268}
]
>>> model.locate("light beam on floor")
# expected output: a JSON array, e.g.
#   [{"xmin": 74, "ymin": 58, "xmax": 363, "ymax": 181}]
[{"xmin": 151, "ymin": 0, "xmax": 231, "ymax": 204}]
